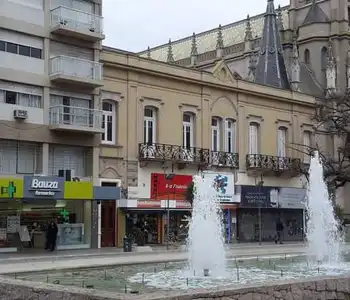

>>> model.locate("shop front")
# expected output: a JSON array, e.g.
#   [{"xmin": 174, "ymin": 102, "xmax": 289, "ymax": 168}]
[
  {"xmin": 117, "ymin": 172, "xmax": 239, "ymax": 246},
  {"xmin": 0, "ymin": 176, "xmax": 120, "ymax": 252},
  {"xmin": 237, "ymin": 185, "xmax": 306, "ymax": 243}
]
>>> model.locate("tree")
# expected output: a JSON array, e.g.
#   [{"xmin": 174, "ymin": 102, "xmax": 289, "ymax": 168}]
[{"xmin": 298, "ymin": 92, "xmax": 350, "ymax": 190}]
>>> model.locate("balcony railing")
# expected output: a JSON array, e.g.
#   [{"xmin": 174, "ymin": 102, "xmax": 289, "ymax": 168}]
[
  {"xmin": 139, "ymin": 143, "xmax": 210, "ymax": 165},
  {"xmin": 50, "ymin": 6, "xmax": 103, "ymax": 38},
  {"xmin": 49, "ymin": 105, "xmax": 103, "ymax": 133},
  {"xmin": 246, "ymin": 154, "xmax": 302, "ymax": 173},
  {"xmin": 49, "ymin": 55, "xmax": 102, "ymax": 82},
  {"xmin": 211, "ymin": 151, "xmax": 239, "ymax": 168}
]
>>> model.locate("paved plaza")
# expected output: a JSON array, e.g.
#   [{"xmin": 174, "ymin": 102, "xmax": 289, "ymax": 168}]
[{"xmin": 1, "ymin": 242, "xmax": 349, "ymax": 275}]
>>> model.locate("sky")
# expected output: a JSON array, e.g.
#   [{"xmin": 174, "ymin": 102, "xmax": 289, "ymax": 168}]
[{"xmin": 103, "ymin": 0, "xmax": 290, "ymax": 53}]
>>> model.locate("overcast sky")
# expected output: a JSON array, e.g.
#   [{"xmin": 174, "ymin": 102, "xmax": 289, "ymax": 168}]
[{"xmin": 103, "ymin": 0, "xmax": 290, "ymax": 53}]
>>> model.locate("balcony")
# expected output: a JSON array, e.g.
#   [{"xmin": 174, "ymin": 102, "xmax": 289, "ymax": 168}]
[
  {"xmin": 50, "ymin": 6, "xmax": 104, "ymax": 42},
  {"xmin": 211, "ymin": 151, "xmax": 239, "ymax": 168},
  {"xmin": 49, "ymin": 105, "xmax": 104, "ymax": 134},
  {"xmin": 246, "ymin": 154, "xmax": 302, "ymax": 177},
  {"xmin": 138, "ymin": 143, "xmax": 210, "ymax": 166},
  {"xmin": 49, "ymin": 56, "xmax": 103, "ymax": 88}
]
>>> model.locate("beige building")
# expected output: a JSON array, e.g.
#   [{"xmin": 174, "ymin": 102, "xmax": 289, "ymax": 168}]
[
  {"xmin": 100, "ymin": 47, "xmax": 315, "ymax": 246},
  {"xmin": 0, "ymin": 0, "xmax": 104, "ymax": 250}
]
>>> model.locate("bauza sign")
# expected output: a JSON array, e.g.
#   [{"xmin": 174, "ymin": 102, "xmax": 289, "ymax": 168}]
[{"xmin": 30, "ymin": 179, "xmax": 59, "ymax": 196}]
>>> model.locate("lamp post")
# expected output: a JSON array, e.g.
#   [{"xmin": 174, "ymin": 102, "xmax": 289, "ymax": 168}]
[
  {"xmin": 255, "ymin": 175, "xmax": 264, "ymax": 245},
  {"xmin": 162, "ymin": 165, "xmax": 174, "ymax": 250}
]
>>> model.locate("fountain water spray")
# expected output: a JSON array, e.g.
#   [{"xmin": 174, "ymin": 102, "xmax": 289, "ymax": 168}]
[
  {"xmin": 187, "ymin": 174, "xmax": 226, "ymax": 277},
  {"xmin": 306, "ymin": 151, "xmax": 343, "ymax": 264}
]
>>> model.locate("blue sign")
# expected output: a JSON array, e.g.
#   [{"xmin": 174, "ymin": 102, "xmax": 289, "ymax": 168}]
[
  {"xmin": 23, "ymin": 176, "xmax": 64, "ymax": 199},
  {"xmin": 240, "ymin": 186, "xmax": 306, "ymax": 209}
]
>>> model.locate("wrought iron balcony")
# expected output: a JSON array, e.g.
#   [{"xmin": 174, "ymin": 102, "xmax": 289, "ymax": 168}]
[
  {"xmin": 49, "ymin": 55, "xmax": 103, "ymax": 87},
  {"xmin": 49, "ymin": 105, "xmax": 103, "ymax": 134},
  {"xmin": 139, "ymin": 143, "xmax": 210, "ymax": 165},
  {"xmin": 211, "ymin": 151, "xmax": 239, "ymax": 168},
  {"xmin": 50, "ymin": 6, "xmax": 104, "ymax": 41},
  {"xmin": 246, "ymin": 154, "xmax": 302, "ymax": 176}
]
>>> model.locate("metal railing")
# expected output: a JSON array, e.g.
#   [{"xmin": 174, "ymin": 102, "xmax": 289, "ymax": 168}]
[
  {"xmin": 49, "ymin": 56, "xmax": 102, "ymax": 81},
  {"xmin": 49, "ymin": 105, "xmax": 103, "ymax": 130},
  {"xmin": 211, "ymin": 151, "xmax": 239, "ymax": 168},
  {"xmin": 138, "ymin": 143, "xmax": 210, "ymax": 165},
  {"xmin": 246, "ymin": 154, "xmax": 302, "ymax": 172},
  {"xmin": 50, "ymin": 6, "xmax": 103, "ymax": 35}
]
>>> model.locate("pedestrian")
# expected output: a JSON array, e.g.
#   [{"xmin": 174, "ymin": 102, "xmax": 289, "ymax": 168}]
[
  {"xmin": 275, "ymin": 218, "xmax": 284, "ymax": 244},
  {"xmin": 45, "ymin": 219, "xmax": 58, "ymax": 251}
]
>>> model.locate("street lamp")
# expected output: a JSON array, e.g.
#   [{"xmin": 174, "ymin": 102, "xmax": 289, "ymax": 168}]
[
  {"xmin": 162, "ymin": 164, "xmax": 175, "ymax": 250},
  {"xmin": 255, "ymin": 175, "xmax": 264, "ymax": 245}
]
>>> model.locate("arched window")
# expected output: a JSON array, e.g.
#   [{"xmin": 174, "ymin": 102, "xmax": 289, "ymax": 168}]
[
  {"xmin": 225, "ymin": 119, "xmax": 236, "ymax": 153},
  {"xmin": 182, "ymin": 112, "xmax": 194, "ymax": 149},
  {"xmin": 143, "ymin": 106, "xmax": 156, "ymax": 145},
  {"xmin": 321, "ymin": 47, "xmax": 328, "ymax": 70},
  {"xmin": 248, "ymin": 122, "xmax": 259, "ymax": 154},
  {"xmin": 211, "ymin": 117, "xmax": 221, "ymax": 151},
  {"xmin": 278, "ymin": 126, "xmax": 287, "ymax": 157},
  {"xmin": 304, "ymin": 49, "xmax": 310, "ymax": 65},
  {"xmin": 102, "ymin": 101, "xmax": 116, "ymax": 144}
]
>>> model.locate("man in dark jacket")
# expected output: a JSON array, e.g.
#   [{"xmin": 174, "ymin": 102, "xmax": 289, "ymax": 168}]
[
  {"xmin": 275, "ymin": 219, "xmax": 284, "ymax": 244},
  {"xmin": 45, "ymin": 219, "xmax": 58, "ymax": 251}
]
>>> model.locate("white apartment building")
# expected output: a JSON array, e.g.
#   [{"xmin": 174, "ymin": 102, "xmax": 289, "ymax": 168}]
[
  {"xmin": 0, "ymin": 0, "xmax": 104, "ymax": 249},
  {"xmin": 0, "ymin": 0, "xmax": 103, "ymax": 179}
]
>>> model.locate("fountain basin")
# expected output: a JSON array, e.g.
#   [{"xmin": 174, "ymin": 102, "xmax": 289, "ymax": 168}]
[{"xmin": 7, "ymin": 252, "xmax": 350, "ymax": 294}]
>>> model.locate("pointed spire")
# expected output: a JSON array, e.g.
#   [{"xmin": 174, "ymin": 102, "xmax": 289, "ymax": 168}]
[
  {"xmin": 277, "ymin": 5, "xmax": 284, "ymax": 31},
  {"xmin": 244, "ymin": 14, "xmax": 253, "ymax": 41},
  {"xmin": 167, "ymin": 39, "xmax": 174, "ymax": 64},
  {"xmin": 302, "ymin": 0, "xmax": 329, "ymax": 25},
  {"xmin": 146, "ymin": 46, "xmax": 151, "ymax": 59},
  {"xmin": 216, "ymin": 24, "xmax": 224, "ymax": 58},
  {"xmin": 290, "ymin": 37, "xmax": 300, "ymax": 92},
  {"xmin": 326, "ymin": 38, "xmax": 336, "ymax": 95},
  {"xmin": 255, "ymin": 0, "xmax": 290, "ymax": 89},
  {"xmin": 190, "ymin": 32, "xmax": 198, "ymax": 66}
]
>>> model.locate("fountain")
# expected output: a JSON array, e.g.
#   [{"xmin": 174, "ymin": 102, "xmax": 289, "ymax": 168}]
[
  {"xmin": 187, "ymin": 174, "xmax": 226, "ymax": 277},
  {"xmin": 306, "ymin": 151, "xmax": 343, "ymax": 264}
]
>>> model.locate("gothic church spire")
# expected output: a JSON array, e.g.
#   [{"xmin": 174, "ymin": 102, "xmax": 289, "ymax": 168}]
[{"xmin": 255, "ymin": 0, "xmax": 290, "ymax": 89}]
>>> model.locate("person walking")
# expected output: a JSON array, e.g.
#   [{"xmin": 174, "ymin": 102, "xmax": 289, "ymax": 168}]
[{"xmin": 275, "ymin": 218, "xmax": 284, "ymax": 244}]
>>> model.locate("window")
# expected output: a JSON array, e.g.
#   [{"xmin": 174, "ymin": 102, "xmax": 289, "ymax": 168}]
[
  {"xmin": 6, "ymin": 42, "xmax": 18, "ymax": 54},
  {"xmin": 102, "ymin": 101, "xmax": 115, "ymax": 144},
  {"xmin": 0, "ymin": 139, "xmax": 41, "ymax": 174},
  {"xmin": 0, "ymin": 39, "xmax": 42, "ymax": 59},
  {"xmin": 143, "ymin": 107, "xmax": 156, "ymax": 145},
  {"xmin": 19, "ymin": 45, "xmax": 30, "ymax": 56},
  {"xmin": 5, "ymin": 91, "xmax": 16, "ymax": 104},
  {"xmin": 321, "ymin": 47, "xmax": 328, "ymax": 70},
  {"xmin": 303, "ymin": 131, "xmax": 312, "ymax": 163},
  {"xmin": 225, "ymin": 119, "xmax": 236, "ymax": 153},
  {"xmin": 304, "ymin": 49, "xmax": 310, "ymax": 65},
  {"xmin": 211, "ymin": 118, "xmax": 220, "ymax": 151},
  {"xmin": 183, "ymin": 113, "xmax": 194, "ymax": 149},
  {"xmin": 30, "ymin": 47, "xmax": 42, "ymax": 59},
  {"xmin": 48, "ymin": 145, "xmax": 92, "ymax": 177},
  {"xmin": 248, "ymin": 122, "xmax": 259, "ymax": 154},
  {"xmin": 278, "ymin": 127, "xmax": 287, "ymax": 157}
]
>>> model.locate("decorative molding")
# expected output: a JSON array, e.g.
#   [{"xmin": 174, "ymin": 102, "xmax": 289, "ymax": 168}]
[
  {"xmin": 275, "ymin": 119, "xmax": 292, "ymax": 126},
  {"xmin": 246, "ymin": 114, "xmax": 264, "ymax": 122},
  {"xmin": 140, "ymin": 97, "xmax": 164, "ymax": 108},
  {"xmin": 101, "ymin": 91, "xmax": 121, "ymax": 102},
  {"xmin": 300, "ymin": 123, "xmax": 314, "ymax": 129},
  {"xmin": 179, "ymin": 103, "xmax": 200, "ymax": 113}
]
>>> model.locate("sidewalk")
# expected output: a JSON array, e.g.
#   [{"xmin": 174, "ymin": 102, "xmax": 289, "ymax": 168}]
[{"xmin": 0, "ymin": 242, "xmax": 341, "ymax": 275}]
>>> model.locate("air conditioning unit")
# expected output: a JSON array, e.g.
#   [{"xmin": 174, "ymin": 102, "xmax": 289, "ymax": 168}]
[{"xmin": 13, "ymin": 109, "xmax": 28, "ymax": 120}]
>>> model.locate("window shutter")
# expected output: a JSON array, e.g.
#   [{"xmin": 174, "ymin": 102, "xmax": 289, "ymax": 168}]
[
  {"xmin": 249, "ymin": 124, "xmax": 258, "ymax": 154},
  {"xmin": 232, "ymin": 122, "xmax": 236, "ymax": 153},
  {"xmin": 278, "ymin": 128, "xmax": 286, "ymax": 157}
]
